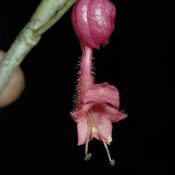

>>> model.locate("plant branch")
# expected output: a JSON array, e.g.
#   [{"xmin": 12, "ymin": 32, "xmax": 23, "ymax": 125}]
[{"xmin": 0, "ymin": 0, "xmax": 76, "ymax": 93}]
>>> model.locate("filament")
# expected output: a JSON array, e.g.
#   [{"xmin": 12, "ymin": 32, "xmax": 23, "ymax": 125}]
[{"xmin": 103, "ymin": 142, "xmax": 115, "ymax": 166}]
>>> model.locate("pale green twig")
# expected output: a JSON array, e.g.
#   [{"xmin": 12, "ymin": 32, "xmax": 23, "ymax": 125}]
[{"xmin": 0, "ymin": 0, "xmax": 76, "ymax": 93}]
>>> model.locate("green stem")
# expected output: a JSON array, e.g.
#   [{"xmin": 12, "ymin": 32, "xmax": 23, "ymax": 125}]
[{"xmin": 0, "ymin": 0, "xmax": 76, "ymax": 93}]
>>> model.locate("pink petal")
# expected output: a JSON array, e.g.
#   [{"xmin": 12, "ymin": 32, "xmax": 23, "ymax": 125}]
[
  {"xmin": 82, "ymin": 82, "xmax": 120, "ymax": 108},
  {"xmin": 77, "ymin": 119, "xmax": 88, "ymax": 145},
  {"xmin": 104, "ymin": 104, "xmax": 128, "ymax": 122},
  {"xmin": 71, "ymin": 103, "xmax": 91, "ymax": 123}
]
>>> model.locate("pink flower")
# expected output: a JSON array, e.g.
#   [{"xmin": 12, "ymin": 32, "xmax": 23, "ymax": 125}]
[
  {"xmin": 71, "ymin": 46, "xmax": 127, "ymax": 165},
  {"xmin": 71, "ymin": 0, "xmax": 127, "ymax": 165},
  {"xmin": 72, "ymin": 82, "xmax": 127, "ymax": 145}
]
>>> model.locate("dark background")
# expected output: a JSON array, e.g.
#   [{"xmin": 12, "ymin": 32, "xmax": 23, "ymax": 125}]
[{"xmin": 0, "ymin": 0, "xmax": 172, "ymax": 173}]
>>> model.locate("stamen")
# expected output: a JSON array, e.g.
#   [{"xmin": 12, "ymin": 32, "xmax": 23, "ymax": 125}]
[
  {"xmin": 84, "ymin": 131, "xmax": 92, "ymax": 161},
  {"xmin": 103, "ymin": 142, "xmax": 115, "ymax": 166},
  {"xmin": 85, "ymin": 136, "xmax": 89, "ymax": 156}
]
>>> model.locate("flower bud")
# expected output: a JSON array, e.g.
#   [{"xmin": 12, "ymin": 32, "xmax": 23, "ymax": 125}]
[{"xmin": 72, "ymin": 0, "xmax": 116, "ymax": 49}]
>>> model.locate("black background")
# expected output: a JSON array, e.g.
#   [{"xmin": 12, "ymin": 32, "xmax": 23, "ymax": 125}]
[{"xmin": 0, "ymin": 0, "xmax": 172, "ymax": 173}]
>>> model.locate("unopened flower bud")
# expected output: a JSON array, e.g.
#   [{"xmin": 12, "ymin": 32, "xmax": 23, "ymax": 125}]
[{"xmin": 72, "ymin": 0, "xmax": 116, "ymax": 49}]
